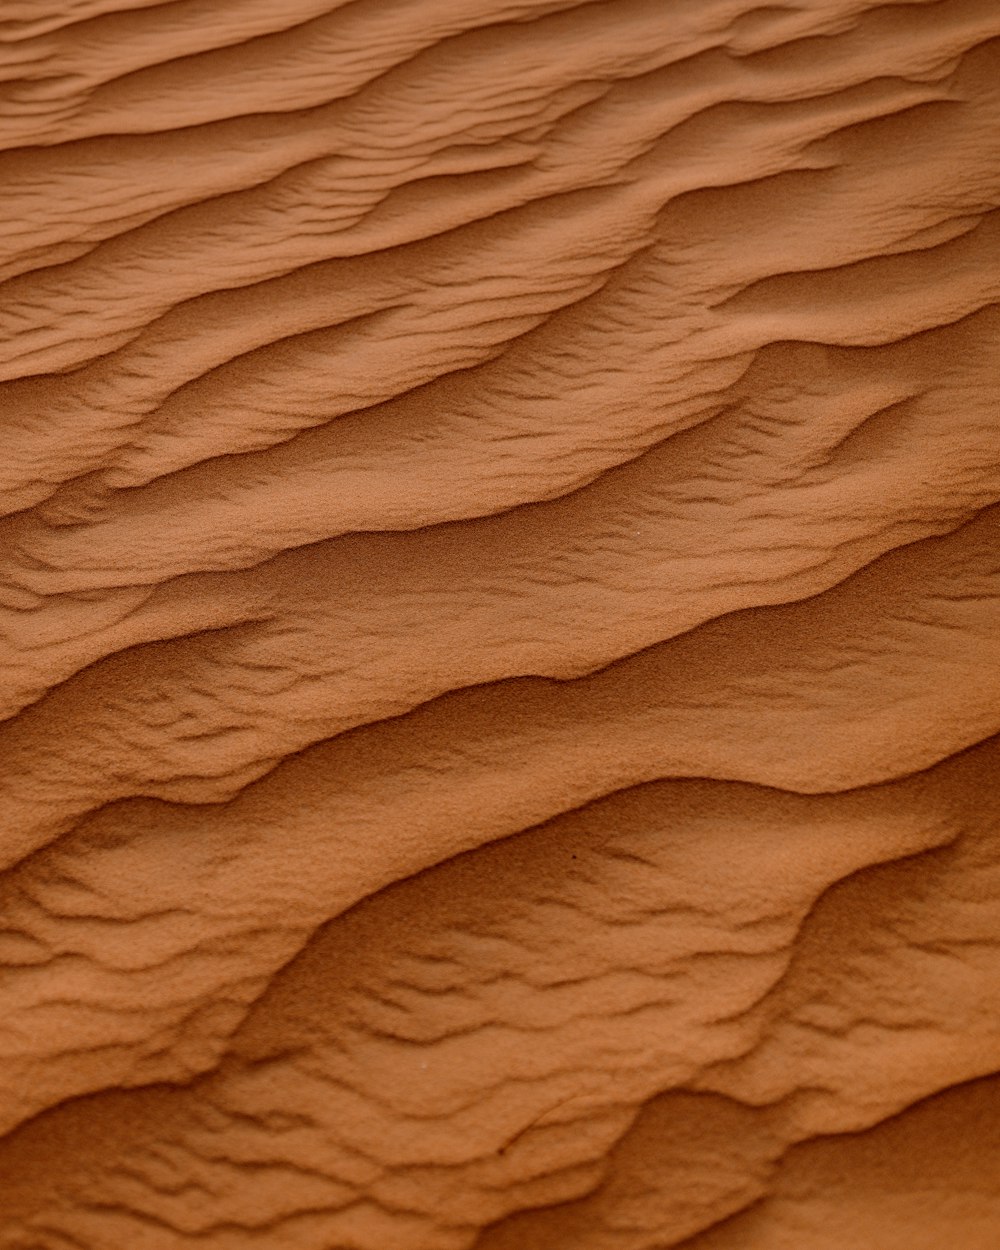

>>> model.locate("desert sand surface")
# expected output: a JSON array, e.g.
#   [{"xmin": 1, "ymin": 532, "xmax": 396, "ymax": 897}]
[{"xmin": 1, "ymin": 0, "xmax": 999, "ymax": 1246}]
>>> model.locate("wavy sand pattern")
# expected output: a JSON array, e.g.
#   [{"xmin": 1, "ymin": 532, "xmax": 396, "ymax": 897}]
[{"xmin": 1, "ymin": 0, "xmax": 999, "ymax": 1245}]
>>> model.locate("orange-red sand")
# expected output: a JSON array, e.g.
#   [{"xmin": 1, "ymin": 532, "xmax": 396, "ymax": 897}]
[{"xmin": 1, "ymin": 1, "xmax": 999, "ymax": 1245}]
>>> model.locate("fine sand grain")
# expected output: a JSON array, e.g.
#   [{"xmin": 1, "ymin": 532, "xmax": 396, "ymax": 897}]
[{"xmin": 1, "ymin": 1, "xmax": 999, "ymax": 1246}]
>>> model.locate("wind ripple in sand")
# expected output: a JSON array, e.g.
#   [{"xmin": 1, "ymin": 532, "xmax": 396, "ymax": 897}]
[{"xmin": 1, "ymin": 0, "xmax": 999, "ymax": 1246}]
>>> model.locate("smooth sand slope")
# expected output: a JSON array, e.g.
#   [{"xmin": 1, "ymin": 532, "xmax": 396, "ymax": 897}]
[{"xmin": 1, "ymin": 0, "xmax": 999, "ymax": 1245}]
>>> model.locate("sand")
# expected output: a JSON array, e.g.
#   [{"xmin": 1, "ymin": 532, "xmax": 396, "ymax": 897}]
[{"xmin": 0, "ymin": 0, "xmax": 999, "ymax": 1245}]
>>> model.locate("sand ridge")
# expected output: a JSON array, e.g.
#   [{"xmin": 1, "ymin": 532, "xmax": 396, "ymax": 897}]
[{"xmin": 1, "ymin": 0, "xmax": 999, "ymax": 1246}]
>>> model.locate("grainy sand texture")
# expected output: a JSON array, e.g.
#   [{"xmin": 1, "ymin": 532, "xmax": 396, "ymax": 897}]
[{"xmin": 1, "ymin": 0, "xmax": 999, "ymax": 1246}]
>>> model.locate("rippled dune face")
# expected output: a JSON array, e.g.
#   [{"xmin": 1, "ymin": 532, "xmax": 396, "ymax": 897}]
[{"xmin": 1, "ymin": 0, "xmax": 999, "ymax": 1246}]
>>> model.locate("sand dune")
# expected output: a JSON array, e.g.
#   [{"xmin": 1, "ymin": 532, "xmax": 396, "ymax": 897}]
[{"xmin": 1, "ymin": 0, "xmax": 999, "ymax": 1245}]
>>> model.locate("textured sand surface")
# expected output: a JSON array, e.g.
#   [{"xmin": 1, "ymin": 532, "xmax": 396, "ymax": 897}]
[{"xmin": 1, "ymin": 0, "xmax": 999, "ymax": 1245}]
